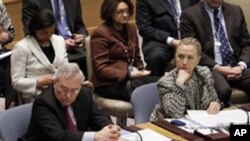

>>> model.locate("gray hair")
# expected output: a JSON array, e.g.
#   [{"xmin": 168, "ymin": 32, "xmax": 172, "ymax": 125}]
[{"xmin": 54, "ymin": 63, "xmax": 85, "ymax": 82}]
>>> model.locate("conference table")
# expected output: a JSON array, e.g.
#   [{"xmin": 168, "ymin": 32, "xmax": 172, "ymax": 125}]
[
  {"xmin": 126, "ymin": 104, "xmax": 246, "ymax": 141},
  {"xmin": 136, "ymin": 121, "xmax": 189, "ymax": 141}
]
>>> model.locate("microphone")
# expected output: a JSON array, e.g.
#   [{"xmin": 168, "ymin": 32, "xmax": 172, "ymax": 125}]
[{"xmin": 235, "ymin": 104, "xmax": 249, "ymax": 125}]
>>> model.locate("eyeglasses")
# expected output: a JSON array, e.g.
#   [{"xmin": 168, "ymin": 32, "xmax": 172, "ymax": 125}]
[
  {"xmin": 115, "ymin": 8, "xmax": 130, "ymax": 16},
  {"xmin": 57, "ymin": 85, "xmax": 81, "ymax": 95}
]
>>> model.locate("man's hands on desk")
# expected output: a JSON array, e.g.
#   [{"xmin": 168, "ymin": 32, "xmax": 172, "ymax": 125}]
[{"xmin": 95, "ymin": 124, "xmax": 121, "ymax": 141}]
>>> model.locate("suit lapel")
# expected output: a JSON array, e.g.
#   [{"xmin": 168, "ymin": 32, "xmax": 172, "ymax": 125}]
[
  {"xmin": 72, "ymin": 96, "xmax": 85, "ymax": 130},
  {"xmin": 199, "ymin": 3, "xmax": 214, "ymax": 44},
  {"xmin": 221, "ymin": 3, "xmax": 232, "ymax": 41},
  {"xmin": 28, "ymin": 36, "xmax": 56, "ymax": 71}
]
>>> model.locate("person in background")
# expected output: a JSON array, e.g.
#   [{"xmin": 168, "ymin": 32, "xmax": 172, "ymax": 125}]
[
  {"xmin": 150, "ymin": 37, "xmax": 220, "ymax": 120},
  {"xmin": 136, "ymin": 0, "xmax": 200, "ymax": 77},
  {"xmin": 11, "ymin": 9, "xmax": 68, "ymax": 103},
  {"xmin": 91, "ymin": 0, "xmax": 158, "ymax": 102},
  {"xmin": 0, "ymin": 0, "xmax": 15, "ymax": 108},
  {"xmin": 21, "ymin": 63, "xmax": 120, "ymax": 141},
  {"xmin": 180, "ymin": 0, "xmax": 250, "ymax": 107},
  {"xmin": 22, "ymin": 0, "xmax": 88, "ymax": 77}
]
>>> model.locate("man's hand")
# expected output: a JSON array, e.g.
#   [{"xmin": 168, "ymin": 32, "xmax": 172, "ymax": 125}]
[
  {"xmin": 207, "ymin": 101, "xmax": 221, "ymax": 114},
  {"xmin": 171, "ymin": 39, "xmax": 180, "ymax": 49},
  {"xmin": 215, "ymin": 65, "xmax": 243, "ymax": 80},
  {"xmin": 65, "ymin": 38, "xmax": 77, "ymax": 49},
  {"xmin": 95, "ymin": 124, "xmax": 121, "ymax": 141},
  {"xmin": 72, "ymin": 33, "xmax": 85, "ymax": 48},
  {"xmin": 227, "ymin": 66, "xmax": 243, "ymax": 80},
  {"xmin": 176, "ymin": 69, "xmax": 190, "ymax": 86},
  {"xmin": 130, "ymin": 70, "xmax": 151, "ymax": 78}
]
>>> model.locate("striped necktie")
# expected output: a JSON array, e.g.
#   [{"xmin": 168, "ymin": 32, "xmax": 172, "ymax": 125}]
[
  {"xmin": 53, "ymin": 0, "xmax": 71, "ymax": 39},
  {"xmin": 64, "ymin": 106, "xmax": 76, "ymax": 131},
  {"xmin": 168, "ymin": 0, "xmax": 179, "ymax": 24}
]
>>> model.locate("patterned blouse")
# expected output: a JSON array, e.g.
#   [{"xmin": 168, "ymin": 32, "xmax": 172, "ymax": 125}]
[
  {"xmin": 150, "ymin": 66, "xmax": 219, "ymax": 120},
  {"xmin": 0, "ymin": 0, "xmax": 15, "ymax": 48}
]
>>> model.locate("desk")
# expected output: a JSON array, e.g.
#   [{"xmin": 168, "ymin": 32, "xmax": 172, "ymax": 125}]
[{"xmin": 136, "ymin": 122, "xmax": 189, "ymax": 141}]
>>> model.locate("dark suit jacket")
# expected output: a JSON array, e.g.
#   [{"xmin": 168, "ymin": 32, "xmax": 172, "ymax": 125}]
[
  {"xmin": 22, "ymin": 0, "xmax": 88, "ymax": 36},
  {"xmin": 23, "ymin": 86, "xmax": 112, "ymax": 141},
  {"xmin": 91, "ymin": 23, "xmax": 144, "ymax": 87},
  {"xmin": 136, "ymin": 0, "xmax": 200, "ymax": 53},
  {"xmin": 22, "ymin": 0, "xmax": 88, "ymax": 62},
  {"xmin": 180, "ymin": 2, "xmax": 250, "ymax": 68}
]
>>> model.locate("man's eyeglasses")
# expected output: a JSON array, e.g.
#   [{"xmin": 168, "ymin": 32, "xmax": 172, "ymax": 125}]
[
  {"xmin": 57, "ymin": 85, "xmax": 81, "ymax": 95},
  {"xmin": 115, "ymin": 8, "xmax": 130, "ymax": 16}
]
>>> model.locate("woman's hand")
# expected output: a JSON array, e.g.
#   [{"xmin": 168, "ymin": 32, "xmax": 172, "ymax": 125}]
[
  {"xmin": 176, "ymin": 69, "xmax": 190, "ymax": 86},
  {"xmin": 207, "ymin": 101, "xmax": 221, "ymax": 114},
  {"xmin": 37, "ymin": 75, "xmax": 54, "ymax": 88},
  {"xmin": 130, "ymin": 70, "xmax": 151, "ymax": 78}
]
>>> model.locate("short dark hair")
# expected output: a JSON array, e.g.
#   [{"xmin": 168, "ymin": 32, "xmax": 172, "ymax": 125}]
[
  {"xmin": 28, "ymin": 9, "xmax": 56, "ymax": 36},
  {"xmin": 101, "ymin": 0, "xmax": 134, "ymax": 23}
]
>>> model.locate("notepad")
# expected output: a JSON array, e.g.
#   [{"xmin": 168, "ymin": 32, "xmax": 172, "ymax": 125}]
[{"xmin": 187, "ymin": 109, "xmax": 249, "ymax": 128}]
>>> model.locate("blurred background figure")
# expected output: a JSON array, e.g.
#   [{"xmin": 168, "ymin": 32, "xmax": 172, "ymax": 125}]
[
  {"xmin": 91, "ymin": 0, "xmax": 158, "ymax": 101},
  {"xmin": 0, "ymin": 0, "xmax": 15, "ymax": 108},
  {"xmin": 136, "ymin": 0, "xmax": 200, "ymax": 76},
  {"xmin": 11, "ymin": 9, "xmax": 68, "ymax": 103}
]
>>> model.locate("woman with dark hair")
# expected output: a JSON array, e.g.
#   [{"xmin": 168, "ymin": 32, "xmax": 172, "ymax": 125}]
[
  {"xmin": 91, "ymin": 0, "xmax": 158, "ymax": 101},
  {"xmin": 11, "ymin": 9, "xmax": 68, "ymax": 103}
]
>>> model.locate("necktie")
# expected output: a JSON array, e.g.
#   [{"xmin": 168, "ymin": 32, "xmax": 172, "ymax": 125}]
[
  {"xmin": 168, "ymin": 0, "xmax": 179, "ymax": 25},
  {"xmin": 213, "ymin": 9, "xmax": 235, "ymax": 66},
  {"xmin": 64, "ymin": 106, "xmax": 76, "ymax": 131},
  {"xmin": 53, "ymin": 0, "xmax": 71, "ymax": 39}
]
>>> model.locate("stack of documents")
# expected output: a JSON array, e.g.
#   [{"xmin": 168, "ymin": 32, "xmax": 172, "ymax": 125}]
[{"xmin": 187, "ymin": 109, "xmax": 249, "ymax": 128}]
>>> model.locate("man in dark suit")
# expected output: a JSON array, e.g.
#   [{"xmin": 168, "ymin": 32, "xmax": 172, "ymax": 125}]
[
  {"xmin": 136, "ymin": 0, "xmax": 200, "ymax": 76},
  {"xmin": 180, "ymin": 0, "xmax": 250, "ymax": 106},
  {"xmin": 22, "ymin": 0, "xmax": 88, "ymax": 77},
  {"xmin": 22, "ymin": 63, "xmax": 120, "ymax": 141}
]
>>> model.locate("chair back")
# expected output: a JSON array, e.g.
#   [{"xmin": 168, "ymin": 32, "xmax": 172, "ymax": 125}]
[
  {"xmin": 85, "ymin": 36, "xmax": 93, "ymax": 80},
  {"xmin": 0, "ymin": 103, "xmax": 33, "ymax": 141},
  {"xmin": 131, "ymin": 83, "xmax": 160, "ymax": 124}
]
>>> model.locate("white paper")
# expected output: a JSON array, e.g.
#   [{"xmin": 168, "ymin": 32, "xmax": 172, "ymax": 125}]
[
  {"xmin": 187, "ymin": 109, "xmax": 249, "ymax": 128},
  {"xmin": 120, "ymin": 128, "xmax": 172, "ymax": 141}
]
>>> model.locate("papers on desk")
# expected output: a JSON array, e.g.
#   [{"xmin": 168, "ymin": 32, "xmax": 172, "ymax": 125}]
[
  {"xmin": 187, "ymin": 109, "xmax": 249, "ymax": 128},
  {"xmin": 0, "ymin": 51, "xmax": 12, "ymax": 60},
  {"xmin": 120, "ymin": 128, "xmax": 172, "ymax": 141}
]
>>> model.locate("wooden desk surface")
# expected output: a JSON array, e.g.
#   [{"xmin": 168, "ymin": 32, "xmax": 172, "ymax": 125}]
[{"xmin": 136, "ymin": 122, "xmax": 189, "ymax": 141}]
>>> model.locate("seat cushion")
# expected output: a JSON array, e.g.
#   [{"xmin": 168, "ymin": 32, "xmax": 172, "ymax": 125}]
[{"xmin": 230, "ymin": 88, "xmax": 249, "ymax": 104}]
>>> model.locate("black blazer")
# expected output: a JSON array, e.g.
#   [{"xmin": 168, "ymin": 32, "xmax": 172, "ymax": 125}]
[
  {"xmin": 23, "ymin": 86, "xmax": 111, "ymax": 141},
  {"xmin": 22, "ymin": 0, "xmax": 88, "ymax": 36},
  {"xmin": 180, "ymin": 2, "xmax": 250, "ymax": 68},
  {"xmin": 136, "ymin": 0, "xmax": 200, "ymax": 52}
]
